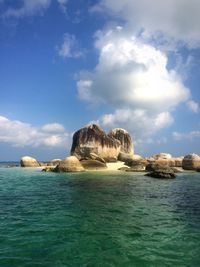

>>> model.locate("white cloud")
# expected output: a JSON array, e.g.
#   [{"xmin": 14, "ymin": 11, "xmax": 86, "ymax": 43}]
[
  {"xmin": 2, "ymin": 0, "xmax": 51, "ymax": 18},
  {"xmin": 93, "ymin": 0, "xmax": 200, "ymax": 47},
  {"xmin": 187, "ymin": 100, "xmax": 199, "ymax": 113},
  {"xmin": 57, "ymin": 0, "xmax": 68, "ymax": 14},
  {"xmin": 57, "ymin": 33, "xmax": 83, "ymax": 59},
  {"xmin": 78, "ymin": 27, "xmax": 190, "ymax": 138},
  {"xmin": 0, "ymin": 116, "xmax": 70, "ymax": 148},
  {"xmin": 41, "ymin": 123, "xmax": 65, "ymax": 133},
  {"xmin": 96, "ymin": 109, "xmax": 173, "ymax": 139},
  {"xmin": 173, "ymin": 131, "xmax": 200, "ymax": 141}
]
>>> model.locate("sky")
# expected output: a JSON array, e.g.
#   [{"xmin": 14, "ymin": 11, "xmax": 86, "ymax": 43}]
[{"xmin": 0, "ymin": 0, "xmax": 200, "ymax": 161}]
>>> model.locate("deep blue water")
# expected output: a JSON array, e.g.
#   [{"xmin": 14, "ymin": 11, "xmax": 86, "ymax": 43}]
[{"xmin": 0, "ymin": 166, "xmax": 200, "ymax": 267}]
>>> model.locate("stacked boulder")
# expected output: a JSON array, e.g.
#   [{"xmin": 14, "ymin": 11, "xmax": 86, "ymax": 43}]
[{"xmin": 70, "ymin": 124, "xmax": 134, "ymax": 162}]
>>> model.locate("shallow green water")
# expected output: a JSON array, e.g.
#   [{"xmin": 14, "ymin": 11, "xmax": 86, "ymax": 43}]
[{"xmin": 0, "ymin": 167, "xmax": 200, "ymax": 267}]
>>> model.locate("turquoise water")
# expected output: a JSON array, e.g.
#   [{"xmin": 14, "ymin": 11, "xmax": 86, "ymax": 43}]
[{"xmin": 0, "ymin": 167, "xmax": 200, "ymax": 267}]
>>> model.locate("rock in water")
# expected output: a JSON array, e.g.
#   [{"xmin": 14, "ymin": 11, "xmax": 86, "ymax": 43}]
[
  {"xmin": 20, "ymin": 156, "xmax": 40, "ymax": 167},
  {"xmin": 182, "ymin": 154, "xmax": 200, "ymax": 170},
  {"xmin": 70, "ymin": 124, "xmax": 121, "ymax": 162},
  {"xmin": 108, "ymin": 128, "xmax": 134, "ymax": 154},
  {"xmin": 145, "ymin": 168, "xmax": 176, "ymax": 179},
  {"xmin": 54, "ymin": 156, "xmax": 85, "ymax": 172}
]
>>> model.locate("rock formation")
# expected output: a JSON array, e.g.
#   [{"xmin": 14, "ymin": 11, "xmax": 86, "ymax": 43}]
[
  {"xmin": 153, "ymin": 153, "xmax": 172, "ymax": 160},
  {"xmin": 70, "ymin": 124, "xmax": 122, "ymax": 162},
  {"xmin": 54, "ymin": 156, "xmax": 85, "ymax": 172},
  {"xmin": 108, "ymin": 128, "xmax": 134, "ymax": 154},
  {"xmin": 182, "ymin": 154, "xmax": 200, "ymax": 170},
  {"xmin": 20, "ymin": 156, "xmax": 40, "ymax": 167}
]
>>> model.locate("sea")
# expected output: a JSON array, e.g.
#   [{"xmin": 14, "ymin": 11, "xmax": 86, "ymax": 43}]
[{"xmin": 0, "ymin": 162, "xmax": 200, "ymax": 267}]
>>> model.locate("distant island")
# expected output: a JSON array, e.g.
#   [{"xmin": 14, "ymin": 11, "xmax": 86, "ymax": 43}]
[{"xmin": 20, "ymin": 124, "xmax": 200, "ymax": 179}]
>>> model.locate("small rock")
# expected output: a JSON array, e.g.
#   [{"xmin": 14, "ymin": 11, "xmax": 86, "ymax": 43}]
[
  {"xmin": 145, "ymin": 168, "xmax": 176, "ymax": 179},
  {"xmin": 54, "ymin": 156, "xmax": 85, "ymax": 172}
]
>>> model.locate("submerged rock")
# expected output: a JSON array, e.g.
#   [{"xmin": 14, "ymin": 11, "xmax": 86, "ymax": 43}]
[
  {"xmin": 182, "ymin": 154, "xmax": 200, "ymax": 170},
  {"xmin": 108, "ymin": 128, "xmax": 134, "ymax": 154},
  {"xmin": 145, "ymin": 168, "xmax": 176, "ymax": 179},
  {"xmin": 54, "ymin": 156, "xmax": 85, "ymax": 172},
  {"xmin": 20, "ymin": 156, "xmax": 40, "ymax": 167},
  {"xmin": 70, "ymin": 124, "xmax": 121, "ymax": 162}
]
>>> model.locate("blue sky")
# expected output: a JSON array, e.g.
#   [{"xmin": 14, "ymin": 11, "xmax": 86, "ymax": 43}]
[{"xmin": 0, "ymin": 0, "xmax": 200, "ymax": 161}]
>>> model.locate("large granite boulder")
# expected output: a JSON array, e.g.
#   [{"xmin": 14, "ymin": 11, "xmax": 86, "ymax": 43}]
[
  {"xmin": 54, "ymin": 156, "xmax": 85, "ymax": 172},
  {"xmin": 71, "ymin": 124, "xmax": 121, "ymax": 162},
  {"xmin": 182, "ymin": 154, "xmax": 200, "ymax": 170},
  {"xmin": 20, "ymin": 156, "xmax": 40, "ymax": 167},
  {"xmin": 146, "ymin": 159, "xmax": 175, "ymax": 171},
  {"xmin": 118, "ymin": 152, "xmax": 141, "ymax": 162},
  {"xmin": 108, "ymin": 128, "xmax": 134, "ymax": 154},
  {"xmin": 80, "ymin": 159, "xmax": 107, "ymax": 170}
]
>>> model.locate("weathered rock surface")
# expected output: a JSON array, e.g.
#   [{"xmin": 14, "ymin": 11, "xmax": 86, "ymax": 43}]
[
  {"xmin": 108, "ymin": 128, "xmax": 134, "ymax": 154},
  {"xmin": 80, "ymin": 159, "xmax": 107, "ymax": 170},
  {"xmin": 125, "ymin": 158, "xmax": 148, "ymax": 171},
  {"xmin": 54, "ymin": 156, "xmax": 85, "ymax": 172},
  {"xmin": 20, "ymin": 156, "xmax": 40, "ymax": 167},
  {"xmin": 118, "ymin": 152, "xmax": 141, "ymax": 162},
  {"xmin": 146, "ymin": 159, "xmax": 175, "ymax": 171},
  {"xmin": 182, "ymin": 154, "xmax": 200, "ymax": 170},
  {"xmin": 145, "ymin": 168, "xmax": 176, "ymax": 179},
  {"xmin": 70, "ymin": 124, "xmax": 121, "ymax": 162}
]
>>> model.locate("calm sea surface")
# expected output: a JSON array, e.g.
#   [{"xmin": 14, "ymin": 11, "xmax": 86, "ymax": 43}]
[{"xmin": 0, "ymin": 164, "xmax": 200, "ymax": 267}]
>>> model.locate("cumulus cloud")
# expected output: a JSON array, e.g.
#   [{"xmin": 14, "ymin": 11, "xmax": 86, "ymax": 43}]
[
  {"xmin": 173, "ymin": 131, "xmax": 200, "ymax": 141},
  {"xmin": 2, "ymin": 0, "xmax": 51, "ymax": 18},
  {"xmin": 77, "ymin": 27, "xmax": 190, "ymax": 139},
  {"xmin": 57, "ymin": 33, "xmax": 83, "ymax": 59},
  {"xmin": 187, "ymin": 100, "xmax": 199, "ymax": 113},
  {"xmin": 93, "ymin": 0, "xmax": 200, "ymax": 47},
  {"xmin": 96, "ymin": 109, "xmax": 173, "ymax": 138},
  {"xmin": 41, "ymin": 123, "xmax": 65, "ymax": 133},
  {"xmin": 0, "ymin": 116, "xmax": 70, "ymax": 148}
]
